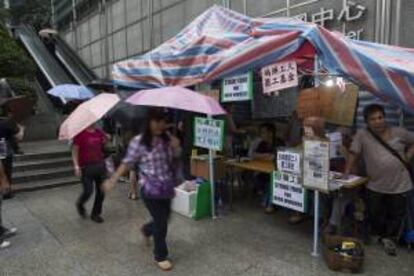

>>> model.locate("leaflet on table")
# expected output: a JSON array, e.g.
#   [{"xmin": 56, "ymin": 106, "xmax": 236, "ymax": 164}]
[
  {"xmin": 303, "ymin": 139, "xmax": 330, "ymax": 192},
  {"xmin": 272, "ymin": 171, "xmax": 308, "ymax": 213},
  {"xmin": 329, "ymin": 172, "xmax": 363, "ymax": 191}
]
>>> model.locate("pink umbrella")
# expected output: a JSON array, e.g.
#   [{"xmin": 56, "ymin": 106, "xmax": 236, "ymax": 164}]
[
  {"xmin": 126, "ymin": 86, "xmax": 226, "ymax": 115},
  {"xmin": 59, "ymin": 93, "xmax": 120, "ymax": 140}
]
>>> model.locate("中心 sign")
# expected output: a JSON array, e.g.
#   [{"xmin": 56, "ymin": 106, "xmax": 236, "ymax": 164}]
[
  {"xmin": 277, "ymin": 150, "xmax": 301, "ymax": 174},
  {"xmin": 261, "ymin": 60, "xmax": 298, "ymax": 95},
  {"xmin": 272, "ymin": 171, "xmax": 307, "ymax": 213},
  {"xmin": 194, "ymin": 117, "xmax": 225, "ymax": 151},
  {"xmin": 303, "ymin": 139, "xmax": 330, "ymax": 191},
  {"xmin": 221, "ymin": 72, "xmax": 253, "ymax": 102}
]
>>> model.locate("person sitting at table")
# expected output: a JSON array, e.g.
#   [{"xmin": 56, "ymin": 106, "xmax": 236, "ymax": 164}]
[{"xmin": 251, "ymin": 123, "xmax": 285, "ymax": 213}]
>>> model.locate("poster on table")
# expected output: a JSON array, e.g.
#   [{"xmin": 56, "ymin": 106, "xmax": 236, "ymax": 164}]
[
  {"xmin": 193, "ymin": 117, "xmax": 225, "ymax": 151},
  {"xmin": 277, "ymin": 150, "xmax": 301, "ymax": 174},
  {"xmin": 272, "ymin": 171, "xmax": 307, "ymax": 213},
  {"xmin": 303, "ymin": 139, "xmax": 330, "ymax": 192},
  {"xmin": 221, "ymin": 72, "xmax": 253, "ymax": 102},
  {"xmin": 261, "ymin": 60, "xmax": 298, "ymax": 95}
]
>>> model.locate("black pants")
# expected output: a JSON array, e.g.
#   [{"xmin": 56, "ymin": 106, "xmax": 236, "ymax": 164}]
[
  {"xmin": 367, "ymin": 190, "xmax": 407, "ymax": 241},
  {"xmin": 141, "ymin": 192, "xmax": 172, "ymax": 262},
  {"xmin": 78, "ymin": 163, "xmax": 105, "ymax": 216}
]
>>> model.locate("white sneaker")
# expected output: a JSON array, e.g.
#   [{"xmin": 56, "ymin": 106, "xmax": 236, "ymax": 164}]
[{"xmin": 0, "ymin": 240, "xmax": 10, "ymax": 249}]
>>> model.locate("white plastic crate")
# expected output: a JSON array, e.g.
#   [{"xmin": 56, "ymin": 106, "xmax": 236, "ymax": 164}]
[{"xmin": 172, "ymin": 186, "xmax": 197, "ymax": 218}]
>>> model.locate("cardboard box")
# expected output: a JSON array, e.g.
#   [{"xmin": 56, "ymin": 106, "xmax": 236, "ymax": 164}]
[{"xmin": 190, "ymin": 157, "xmax": 225, "ymax": 181}]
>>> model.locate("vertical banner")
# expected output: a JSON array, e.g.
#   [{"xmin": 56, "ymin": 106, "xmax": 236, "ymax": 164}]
[
  {"xmin": 272, "ymin": 171, "xmax": 307, "ymax": 213},
  {"xmin": 193, "ymin": 117, "xmax": 225, "ymax": 151},
  {"xmin": 221, "ymin": 71, "xmax": 253, "ymax": 102},
  {"xmin": 303, "ymin": 139, "xmax": 330, "ymax": 191},
  {"xmin": 261, "ymin": 60, "xmax": 298, "ymax": 95}
]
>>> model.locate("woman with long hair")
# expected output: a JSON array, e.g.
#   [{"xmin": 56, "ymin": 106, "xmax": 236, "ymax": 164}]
[{"xmin": 103, "ymin": 108, "xmax": 182, "ymax": 271}]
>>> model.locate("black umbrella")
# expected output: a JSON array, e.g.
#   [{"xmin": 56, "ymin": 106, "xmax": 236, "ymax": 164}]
[
  {"xmin": 86, "ymin": 79, "xmax": 137, "ymax": 93},
  {"xmin": 106, "ymin": 100, "xmax": 148, "ymax": 131}
]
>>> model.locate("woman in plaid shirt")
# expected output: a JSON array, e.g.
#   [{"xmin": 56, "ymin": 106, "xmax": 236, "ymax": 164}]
[{"xmin": 104, "ymin": 109, "xmax": 181, "ymax": 271}]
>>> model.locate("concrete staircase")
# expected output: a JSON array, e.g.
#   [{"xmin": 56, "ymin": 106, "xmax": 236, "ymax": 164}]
[{"xmin": 12, "ymin": 140, "xmax": 79, "ymax": 193}]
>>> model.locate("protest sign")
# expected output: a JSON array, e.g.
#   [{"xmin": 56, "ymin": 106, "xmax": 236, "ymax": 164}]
[
  {"xmin": 194, "ymin": 117, "xmax": 225, "ymax": 151},
  {"xmin": 303, "ymin": 139, "xmax": 330, "ymax": 191},
  {"xmin": 221, "ymin": 72, "xmax": 253, "ymax": 102},
  {"xmin": 272, "ymin": 171, "xmax": 307, "ymax": 213},
  {"xmin": 261, "ymin": 60, "xmax": 298, "ymax": 95}
]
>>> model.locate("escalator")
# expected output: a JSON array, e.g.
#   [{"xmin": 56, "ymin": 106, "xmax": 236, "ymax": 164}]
[
  {"xmin": 15, "ymin": 25, "xmax": 74, "ymax": 87},
  {"xmin": 54, "ymin": 36, "xmax": 97, "ymax": 86}
]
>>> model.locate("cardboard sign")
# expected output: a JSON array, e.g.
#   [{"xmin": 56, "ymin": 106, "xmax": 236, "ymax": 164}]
[
  {"xmin": 261, "ymin": 61, "xmax": 298, "ymax": 95},
  {"xmin": 297, "ymin": 84, "xmax": 358, "ymax": 126},
  {"xmin": 322, "ymin": 84, "xmax": 358, "ymax": 127},
  {"xmin": 297, "ymin": 88, "xmax": 322, "ymax": 119},
  {"xmin": 272, "ymin": 171, "xmax": 307, "ymax": 213},
  {"xmin": 303, "ymin": 139, "xmax": 330, "ymax": 191},
  {"xmin": 221, "ymin": 72, "xmax": 253, "ymax": 102},
  {"xmin": 197, "ymin": 89, "xmax": 220, "ymax": 102},
  {"xmin": 277, "ymin": 151, "xmax": 301, "ymax": 174},
  {"xmin": 193, "ymin": 117, "xmax": 225, "ymax": 151}
]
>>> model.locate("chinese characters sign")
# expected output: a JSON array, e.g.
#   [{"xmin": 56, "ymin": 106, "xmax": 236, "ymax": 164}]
[
  {"xmin": 277, "ymin": 151, "xmax": 301, "ymax": 174},
  {"xmin": 273, "ymin": 171, "xmax": 307, "ymax": 213},
  {"xmin": 221, "ymin": 72, "xmax": 253, "ymax": 102},
  {"xmin": 303, "ymin": 139, "xmax": 330, "ymax": 191},
  {"xmin": 194, "ymin": 117, "xmax": 225, "ymax": 151},
  {"xmin": 292, "ymin": 0, "xmax": 367, "ymax": 40},
  {"xmin": 261, "ymin": 61, "xmax": 298, "ymax": 95}
]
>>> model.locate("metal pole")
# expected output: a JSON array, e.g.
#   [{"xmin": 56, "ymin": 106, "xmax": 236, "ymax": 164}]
[
  {"xmin": 384, "ymin": 0, "xmax": 391, "ymax": 44},
  {"xmin": 72, "ymin": 0, "xmax": 78, "ymax": 51},
  {"xmin": 380, "ymin": 0, "xmax": 386, "ymax": 43},
  {"xmin": 242, "ymin": 0, "xmax": 247, "ymax": 14},
  {"xmin": 148, "ymin": 0, "xmax": 154, "ymax": 49},
  {"xmin": 395, "ymin": 0, "xmax": 402, "ymax": 45},
  {"xmin": 208, "ymin": 115, "xmax": 217, "ymax": 219},
  {"xmin": 50, "ymin": 0, "xmax": 56, "ymax": 28},
  {"xmin": 311, "ymin": 56, "xmax": 320, "ymax": 257},
  {"xmin": 102, "ymin": 0, "xmax": 110, "ymax": 78},
  {"xmin": 286, "ymin": 0, "xmax": 290, "ymax": 17},
  {"xmin": 375, "ymin": 0, "xmax": 381, "ymax": 43}
]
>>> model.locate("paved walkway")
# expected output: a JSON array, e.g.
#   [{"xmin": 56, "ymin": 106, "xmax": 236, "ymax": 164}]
[{"xmin": 1, "ymin": 184, "xmax": 413, "ymax": 276}]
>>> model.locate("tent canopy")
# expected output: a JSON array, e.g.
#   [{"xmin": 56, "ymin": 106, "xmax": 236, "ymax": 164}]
[{"xmin": 113, "ymin": 5, "xmax": 414, "ymax": 112}]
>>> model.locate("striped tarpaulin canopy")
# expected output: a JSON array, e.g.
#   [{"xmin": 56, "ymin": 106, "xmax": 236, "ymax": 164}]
[{"xmin": 113, "ymin": 5, "xmax": 414, "ymax": 113}]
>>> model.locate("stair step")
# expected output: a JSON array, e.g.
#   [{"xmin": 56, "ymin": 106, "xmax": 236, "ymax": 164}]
[
  {"xmin": 13, "ymin": 176, "xmax": 80, "ymax": 193},
  {"xmin": 14, "ymin": 151, "xmax": 71, "ymax": 163},
  {"xmin": 12, "ymin": 167, "xmax": 74, "ymax": 184},
  {"xmin": 14, "ymin": 157, "xmax": 72, "ymax": 172}
]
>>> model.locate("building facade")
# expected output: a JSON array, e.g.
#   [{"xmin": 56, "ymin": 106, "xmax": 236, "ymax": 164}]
[{"xmin": 52, "ymin": 0, "xmax": 413, "ymax": 79}]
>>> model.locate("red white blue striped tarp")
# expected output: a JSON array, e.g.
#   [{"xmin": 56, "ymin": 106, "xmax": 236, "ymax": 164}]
[{"xmin": 113, "ymin": 5, "xmax": 414, "ymax": 113}]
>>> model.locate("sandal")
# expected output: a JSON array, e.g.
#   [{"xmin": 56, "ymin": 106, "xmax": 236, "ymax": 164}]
[{"xmin": 128, "ymin": 192, "xmax": 138, "ymax": 200}]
